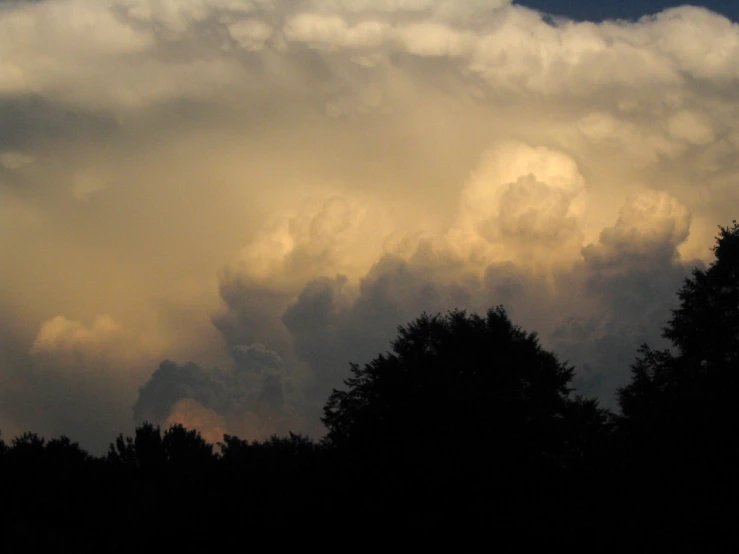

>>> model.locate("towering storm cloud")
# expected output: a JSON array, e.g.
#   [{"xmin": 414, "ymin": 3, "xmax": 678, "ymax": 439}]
[{"xmin": 1, "ymin": 0, "xmax": 737, "ymax": 451}]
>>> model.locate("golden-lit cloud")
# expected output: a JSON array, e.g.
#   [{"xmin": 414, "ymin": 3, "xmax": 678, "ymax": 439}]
[
  {"xmin": 32, "ymin": 315, "xmax": 123, "ymax": 360},
  {"xmin": 165, "ymin": 398, "xmax": 227, "ymax": 445},
  {"xmin": 1, "ymin": 0, "xmax": 738, "ymax": 450}
]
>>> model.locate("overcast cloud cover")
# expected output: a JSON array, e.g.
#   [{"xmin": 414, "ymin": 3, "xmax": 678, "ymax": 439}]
[{"xmin": 2, "ymin": 0, "xmax": 738, "ymax": 452}]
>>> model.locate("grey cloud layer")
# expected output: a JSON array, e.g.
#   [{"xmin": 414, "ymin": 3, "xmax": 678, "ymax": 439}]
[{"xmin": 1, "ymin": 0, "xmax": 737, "ymax": 449}]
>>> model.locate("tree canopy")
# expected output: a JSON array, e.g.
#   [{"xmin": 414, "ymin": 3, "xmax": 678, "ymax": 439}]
[
  {"xmin": 666, "ymin": 221, "xmax": 739, "ymax": 366},
  {"xmin": 616, "ymin": 222, "xmax": 739, "ymax": 531},
  {"xmin": 619, "ymin": 221, "xmax": 739, "ymax": 421},
  {"xmin": 322, "ymin": 306, "xmax": 607, "ymax": 489}
]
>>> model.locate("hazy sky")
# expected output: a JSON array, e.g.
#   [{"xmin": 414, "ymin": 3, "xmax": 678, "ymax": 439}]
[{"xmin": 2, "ymin": 0, "xmax": 738, "ymax": 452}]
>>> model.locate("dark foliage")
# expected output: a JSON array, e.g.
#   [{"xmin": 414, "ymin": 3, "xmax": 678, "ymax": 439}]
[
  {"xmin": 322, "ymin": 307, "xmax": 612, "ymax": 544},
  {"xmin": 616, "ymin": 221, "xmax": 739, "ymax": 545},
  {"xmin": 619, "ymin": 222, "xmax": 739, "ymax": 436},
  {"xmin": 323, "ymin": 308, "xmax": 599, "ymax": 472}
]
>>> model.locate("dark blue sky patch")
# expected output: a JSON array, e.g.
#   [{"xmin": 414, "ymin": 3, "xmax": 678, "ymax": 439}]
[{"xmin": 516, "ymin": 0, "xmax": 738, "ymax": 22}]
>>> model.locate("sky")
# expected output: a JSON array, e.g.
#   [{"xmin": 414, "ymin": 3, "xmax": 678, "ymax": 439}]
[
  {"xmin": 2, "ymin": 0, "xmax": 738, "ymax": 453},
  {"xmin": 519, "ymin": 0, "xmax": 739, "ymax": 22}
]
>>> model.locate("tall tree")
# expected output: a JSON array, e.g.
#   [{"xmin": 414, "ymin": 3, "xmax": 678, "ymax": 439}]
[
  {"xmin": 323, "ymin": 307, "xmax": 609, "ymax": 494},
  {"xmin": 619, "ymin": 221, "xmax": 739, "ymax": 420},
  {"xmin": 616, "ymin": 222, "xmax": 739, "ymax": 540},
  {"xmin": 665, "ymin": 221, "xmax": 739, "ymax": 367}
]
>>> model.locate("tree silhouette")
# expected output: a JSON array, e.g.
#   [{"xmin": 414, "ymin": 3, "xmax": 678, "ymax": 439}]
[
  {"xmin": 665, "ymin": 221, "xmax": 739, "ymax": 365},
  {"xmin": 619, "ymin": 221, "xmax": 739, "ymax": 425},
  {"xmin": 616, "ymin": 222, "xmax": 739, "ymax": 544},
  {"xmin": 319, "ymin": 307, "xmax": 616, "ymax": 546},
  {"xmin": 107, "ymin": 422, "xmax": 215, "ymax": 474},
  {"xmin": 323, "ymin": 306, "xmax": 609, "ymax": 517}
]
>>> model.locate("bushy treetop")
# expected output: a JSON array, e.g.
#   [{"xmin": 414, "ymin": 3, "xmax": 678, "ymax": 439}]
[{"xmin": 322, "ymin": 306, "xmax": 589, "ymax": 477}]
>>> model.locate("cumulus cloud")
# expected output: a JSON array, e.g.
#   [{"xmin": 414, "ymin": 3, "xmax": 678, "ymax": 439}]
[
  {"xmin": 456, "ymin": 141, "xmax": 587, "ymax": 264},
  {"xmin": 32, "ymin": 314, "xmax": 123, "ymax": 361},
  {"xmin": 135, "ymin": 343, "xmax": 311, "ymax": 442},
  {"xmin": 583, "ymin": 190, "xmax": 691, "ymax": 268},
  {"xmin": 230, "ymin": 195, "xmax": 385, "ymax": 284},
  {"xmin": 1, "ymin": 0, "xmax": 738, "ymax": 449}
]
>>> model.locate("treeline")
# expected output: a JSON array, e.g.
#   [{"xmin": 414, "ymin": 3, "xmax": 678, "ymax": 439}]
[{"xmin": 2, "ymin": 223, "xmax": 739, "ymax": 550}]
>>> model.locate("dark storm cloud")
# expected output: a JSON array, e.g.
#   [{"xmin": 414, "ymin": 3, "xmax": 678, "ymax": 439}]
[{"xmin": 134, "ymin": 343, "xmax": 312, "ymax": 442}]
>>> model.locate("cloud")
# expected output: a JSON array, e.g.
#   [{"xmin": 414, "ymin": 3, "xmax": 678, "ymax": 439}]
[
  {"xmin": 71, "ymin": 168, "xmax": 113, "ymax": 200},
  {"xmin": 582, "ymin": 190, "xmax": 691, "ymax": 268},
  {"xmin": 0, "ymin": 313, "xmax": 158, "ymax": 452},
  {"xmin": 456, "ymin": 141, "xmax": 587, "ymax": 264},
  {"xmin": 666, "ymin": 110, "xmax": 715, "ymax": 145},
  {"xmin": 1, "ymin": 0, "xmax": 738, "ymax": 448},
  {"xmin": 31, "ymin": 314, "xmax": 123, "ymax": 361},
  {"xmin": 134, "ymin": 343, "xmax": 313, "ymax": 442},
  {"xmin": 230, "ymin": 195, "xmax": 384, "ymax": 284},
  {"xmin": 221, "ymin": 184, "xmax": 696, "ymax": 411},
  {"xmin": 0, "ymin": 151, "xmax": 34, "ymax": 169},
  {"xmin": 165, "ymin": 398, "xmax": 227, "ymax": 445}
]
